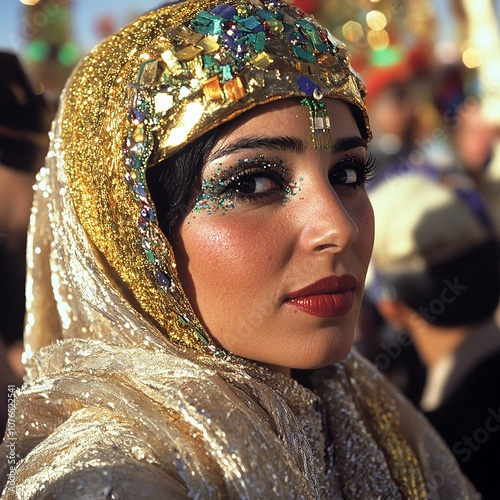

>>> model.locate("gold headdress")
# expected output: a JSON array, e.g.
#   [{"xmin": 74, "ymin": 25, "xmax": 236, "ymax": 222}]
[{"xmin": 27, "ymin": 0, "xmax": 370, "ymax": 357}]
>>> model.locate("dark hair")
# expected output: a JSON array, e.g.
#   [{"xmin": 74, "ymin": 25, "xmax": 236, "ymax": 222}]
[
  {"xmin": 381, "ymin": 240, "xmax": 500, "ymax": 327},
  {"xmin": 146, "ymin": 128, "xmax": 220, "ymax": 241}
]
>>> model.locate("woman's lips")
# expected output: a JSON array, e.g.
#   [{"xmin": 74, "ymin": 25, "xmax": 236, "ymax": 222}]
[{"xmin": 285, "ymin": 275, "xmax": 357, "ymax": 318}]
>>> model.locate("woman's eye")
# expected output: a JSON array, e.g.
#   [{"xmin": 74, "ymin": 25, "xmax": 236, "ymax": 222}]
[
  {"xmin": 329, "ymin": 155, "xmax": 376, "ymax": 189},
  {"xmin": 194, "ymin": 157, "xmax": 291, "ymax": 214},
  {"xmin": 230, "ymin": 174, "xmax": 280, "ymax": 195},
  {"xmin": 330, "ymin": 168, "xmax": 358, "ymax": 185}
]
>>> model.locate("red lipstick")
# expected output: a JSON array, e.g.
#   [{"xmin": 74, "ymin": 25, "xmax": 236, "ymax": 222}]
[{"xmin": 285, "ymin": 274, "xmax": 357, "ymax": 318}]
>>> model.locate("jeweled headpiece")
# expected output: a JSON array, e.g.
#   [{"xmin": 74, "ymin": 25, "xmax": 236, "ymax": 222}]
[{"xmin": 58, "ymin": 0, "xmax": 370, "ymax": 356}]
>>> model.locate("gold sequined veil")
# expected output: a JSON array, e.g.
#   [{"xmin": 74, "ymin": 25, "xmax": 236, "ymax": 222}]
[{"xmin": 1, "ymin": 1, "xmax": 477, "ymax": 498}]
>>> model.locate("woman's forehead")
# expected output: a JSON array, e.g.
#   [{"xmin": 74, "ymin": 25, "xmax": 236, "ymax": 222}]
[{"xmin": 213, "ymin": 98, "xmax": 360, "ymax": 144}]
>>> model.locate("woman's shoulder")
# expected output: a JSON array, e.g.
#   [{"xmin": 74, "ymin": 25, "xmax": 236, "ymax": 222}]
[
  {"xmin": 2, "ymin": 406, "xmax": 192, "ymax": 499},
  {"xmin": 1, "ymin": 339, "xmax": 313, "ymax": 498}
]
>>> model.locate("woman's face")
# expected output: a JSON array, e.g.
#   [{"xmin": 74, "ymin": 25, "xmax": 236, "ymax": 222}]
[{"xmin": 173, "ymin": 98, "xmax": 374, "ymax": 375}]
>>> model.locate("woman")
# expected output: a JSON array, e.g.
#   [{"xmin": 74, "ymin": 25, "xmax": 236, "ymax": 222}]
[{"xmin": 0, "ymin": 1, "xmax": 476, "ymax": 498}]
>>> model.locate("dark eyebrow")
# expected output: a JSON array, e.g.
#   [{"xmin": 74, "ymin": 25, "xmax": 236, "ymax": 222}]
[
  {"xmin": 208, "ymin": 136, "xmax": 304, "ymax": 162},
  {"xmin": 207, "ymin": 135, "xmax": 366, "ymax": 162},
  {"xmin": 332, "ymin": 136, "xmax": 367, "ymax": 153}
]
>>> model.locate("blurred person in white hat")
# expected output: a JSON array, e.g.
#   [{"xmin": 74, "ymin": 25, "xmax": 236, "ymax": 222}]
[{"xmin": 369, "ymin": 167, "xmax": 500, "ymax": 498}]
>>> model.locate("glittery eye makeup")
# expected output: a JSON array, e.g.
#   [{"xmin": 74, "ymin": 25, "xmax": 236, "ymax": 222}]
[{"xmin": 193, "ymin": 155, "xmax": 298, "ymax": 215}]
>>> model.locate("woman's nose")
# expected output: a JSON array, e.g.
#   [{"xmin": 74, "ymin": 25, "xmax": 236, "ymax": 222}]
[{"xmin": 297, "ymin": 184, "xmax": 359, "ymax": 254}]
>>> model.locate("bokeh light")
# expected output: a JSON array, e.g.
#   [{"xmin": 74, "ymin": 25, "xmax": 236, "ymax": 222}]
[
  {"xmin": 462, "ymin": 47, "xmax": 483, "ymax": 68},
  {"xmin": 367, "ymin": 29, "xmax": 390, "ymax": 50},
  {"xmin": 25, "ymin": 39, "xmax": 50, "ymax": 62},
  {"xmin": 342, "ymin": 20, "xmax": 364, "ymax": 43},
  {"xmin": 366, "ymin": 10, "xmax": 387, "ymax": 31}
]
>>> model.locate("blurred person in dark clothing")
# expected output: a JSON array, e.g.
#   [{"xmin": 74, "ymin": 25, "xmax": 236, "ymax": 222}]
[{"xmin": 451, "ymin": 99, "xmax": 500, "ymax": 246}]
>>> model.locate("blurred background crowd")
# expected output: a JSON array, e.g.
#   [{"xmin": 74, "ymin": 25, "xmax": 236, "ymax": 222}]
[{"xmin": 0, "ymin": 0, "xmax": 499, "ymax": 497}]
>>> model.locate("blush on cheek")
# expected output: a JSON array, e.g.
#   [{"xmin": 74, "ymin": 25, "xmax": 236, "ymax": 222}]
[{"xmin": 352, "ymin": 196, "xmax": 374, "ymax": 252}]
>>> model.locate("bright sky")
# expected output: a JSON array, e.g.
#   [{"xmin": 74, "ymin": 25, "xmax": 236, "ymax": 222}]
[
  {"xmin": 0, "ymin": 0, "xmax": 164, "ymax": 54},
  {"xmin": 1, "ymin": 0, "xmax": 498, "ymax": 57}
]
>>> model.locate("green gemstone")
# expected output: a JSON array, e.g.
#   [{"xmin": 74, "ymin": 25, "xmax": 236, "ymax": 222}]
[
  {"xmin": 203, "ymin": 54, "xmax": 217, "ymax": 70},
  {"xmin": 241, "ymin": 16, "xmax": 260, "ymax": 31},
  {"xmin": 178, "ymin": 314, "xmax": 189, "ymax": 325},
  {"xmin": 266, "ymin": 18, "xmax": 284, "ymax": 35},
  {"xmin": 293, "ymin": 45, "xmax": 316, "ymax": 63},
  {"xmin": 194, "ymin": 329, "xmax": 210, "ymax": 345},
  {"xmin": 145, "ymin": 249, "xmax": 155, "ymax": 264},
  {"xmin": 221, "ymin": 65, "xmax": 233, "ymax": 81},
  {"xmin": 254, "ymin": 32, "xmax": 266, "ymax": 52},
  {"xmin": 257, "ymin": 9, "xmax": 275, "ymax": 20}
]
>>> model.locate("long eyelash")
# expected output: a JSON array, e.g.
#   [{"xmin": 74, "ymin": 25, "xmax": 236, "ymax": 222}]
[
  {"xmin": 359, "ymin": 153, "xmax": 377, "ymax": 185},
  {"xmin": 222, "ymin": 167, "xmax": 289, "ymax": 202},
  {"xmin": 332, "ymin": 153, "xmax": 377, "ymax": 188}
]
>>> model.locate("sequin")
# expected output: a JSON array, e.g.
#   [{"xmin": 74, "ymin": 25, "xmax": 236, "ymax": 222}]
[
  {"xmin": 211, "ymin": 4, "xmax": 238, "ymax": 19},
  {"xmin": 316, "ymin": 52, "xmax": 337, "ymax": 69},
  {"xmin": 138, "ymin": 59, "xmax": 158, "ymax": 86},
  {"xmin": 176, "ymin": 45, "xmax": 204, "ymax": 61},
  {"xmin": 160, "ymin": 49, "xmax": 183, "ymax": 74},
  {"xmin": 197, "ymin": 35, "xmax": 220, "ymax": 54},
  {"xmin": 154, "ymin": 92, "xmax": 174, "ymax": 113},
  {"xmin": 251, "ymin": 51, "xmax": 273, "ymax": 69},
  {"xmin": 203, "ymin": 75, "xmax": 224, "ymax": 101},
  {"xmin": 224, "ymin": 76, "xmax": 246, "ymax": 100},
  {"xmin": 297, "ymin": 76, "xmax": 317, "ymax": 97}
]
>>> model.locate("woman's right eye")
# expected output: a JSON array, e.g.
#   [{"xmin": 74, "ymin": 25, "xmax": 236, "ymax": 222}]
[
  {"xmin": 224, "ymin": 170, "xmax": 285, "ymax": 198},
  {"xmin": 193, "ymin": 156, "xmax": 293, "ymax": 214}
]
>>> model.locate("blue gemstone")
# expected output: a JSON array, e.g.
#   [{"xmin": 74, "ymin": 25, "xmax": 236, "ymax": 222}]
[
  {"xmin": 133, "ymin": 183, "xmax": 147, "ymax": 198},
  {"xmin": 252, "ymin": 23, "xmax": 265, "ymax": 33},
  {"xmin": 235, "ymin": 44, "xmax": 247, "ymax": 57},
  {"xmin": 140, "ymin": 206, "xmax": 154, "ymax": 221},
  {"xmin": 211, "ymin": 4, "xmax": 237, "ymax": 19},
  {"xmin": 222, "ymin": 33, "xmax": 237, "ymax": 50},
  {"xmin": 129, "ymin": 105, "xmax": 149, "ymax": 122},
  {"xmin": 298, "ymin": 76, "xmax": 317, "ymax": 96},
  {"xmin": 157, "ymin": 270, "xmax": 172, "ymax": 288}
]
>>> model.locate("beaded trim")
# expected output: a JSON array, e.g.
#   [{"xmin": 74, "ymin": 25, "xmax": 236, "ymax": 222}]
[{"xmin": 123, "ymin": 77, "xmax": 224, "ymax": 356}]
